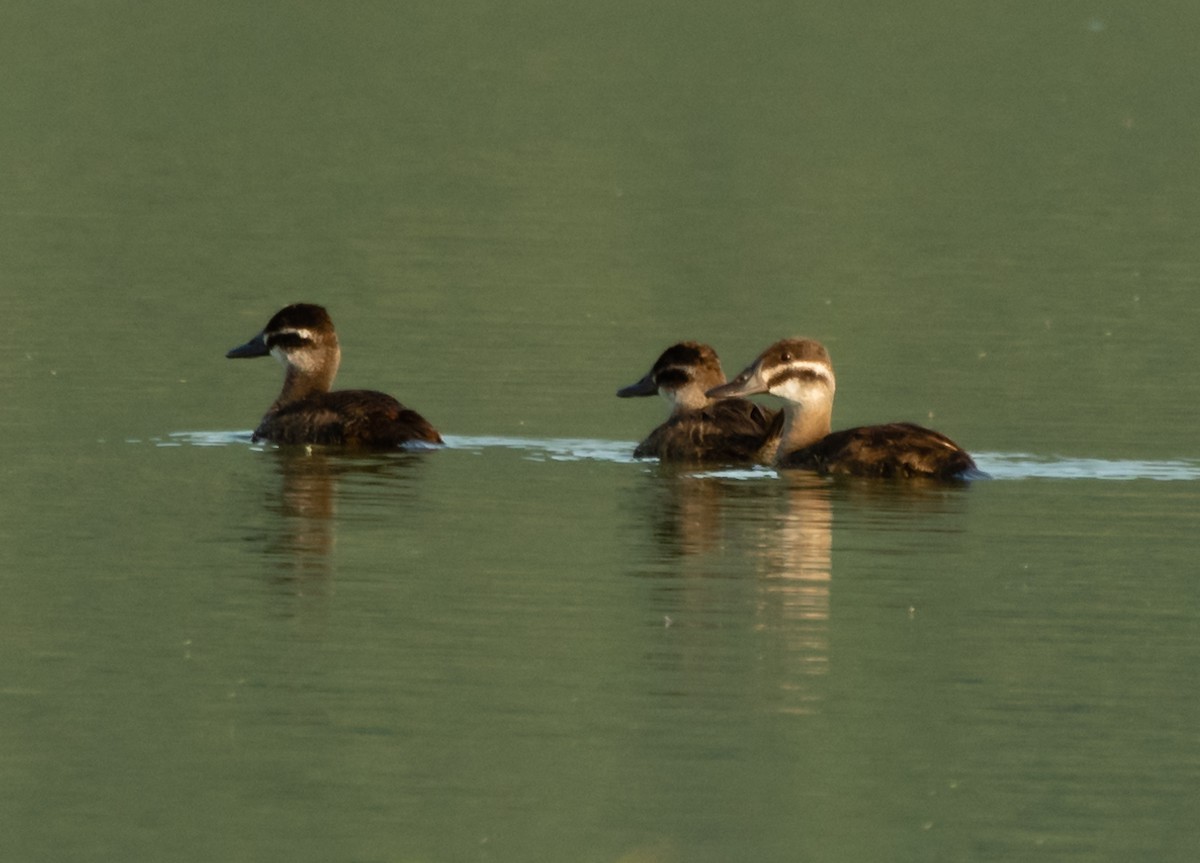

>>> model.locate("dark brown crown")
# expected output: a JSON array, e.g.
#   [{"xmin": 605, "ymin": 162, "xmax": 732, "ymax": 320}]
[
  {"xmin": 263, "ymin": 303, "xmax": 334, "ymax": 334},
  {"xmin": 650, "ymin": 342, "xmax": 721, "ymax": 388}
]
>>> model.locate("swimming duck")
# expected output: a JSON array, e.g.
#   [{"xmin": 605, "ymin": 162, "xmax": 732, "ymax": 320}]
[
  {"xmin": 617, "ymin": 341, "xmax": 780, "ymax": 464},
  {"xmin": 707, "ymin": 338, "xmax": 977, "ymax": 479},
  {"xmin": 226, "ymin": 303, "xmax": 442, "ymax": 448}
]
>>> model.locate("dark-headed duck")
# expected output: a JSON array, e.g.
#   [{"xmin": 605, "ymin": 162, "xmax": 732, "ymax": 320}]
[
  {"xmin": 227, "ymin": 303, "xmax": 442, "ymax": 448},
  {"xmin": 707, "ymin": 338, "xmax": 977, "ymax": 480},
  {"xmin": 617, "ymin": 341, "xmax": 780, "ymax": 464}
]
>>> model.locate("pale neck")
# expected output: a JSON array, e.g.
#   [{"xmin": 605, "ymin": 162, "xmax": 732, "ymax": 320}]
[
  {"xmin": 669, "ymin": 385, "xmax": 713, "ymax": 414},
  {"xmin": 776, "ymin": 401, "xmax": 832, "ymax": 461},
  {"xmin": 272, "ymin": 350, "xmax": 339, "ymax": 408}
]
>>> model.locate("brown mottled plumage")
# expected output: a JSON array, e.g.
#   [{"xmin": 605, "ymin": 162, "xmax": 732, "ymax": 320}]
[
  {"xmin": 226, "ymin": 303, "xmax": 442, "ymax": 448},
  {"xmin": 778, "ymin": 421, "xmax": 976, "ymax": 478},
  {"xmin": 617, "ymin": 342, "xmax": 779, "ymax": 464},
  {"xmin": 707, "ymin": 338, "xmax": 977, "ymax": 480}
]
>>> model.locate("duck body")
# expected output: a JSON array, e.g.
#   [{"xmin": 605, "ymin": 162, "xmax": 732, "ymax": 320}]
[
  {"xmin": 251, "ymin": 390, "xmax": 442, "ymax": 447},
  {"xmin": 618, "ymin": 341, "xmax": 779, "ymax": 464},
  {"xmin": 707, "ymin": 338, "xmax": 977, "ymax": 480},
  {"xmin": 227, "ymin": 303, "xmax": 442, "ymax": 448},
  {"xmin": 778, "ymin": 421, "xmax": 977, "ymax": 479},
  {"xmin": 632, "ymin": 397, "xmax": 780, "ymax": 463}
]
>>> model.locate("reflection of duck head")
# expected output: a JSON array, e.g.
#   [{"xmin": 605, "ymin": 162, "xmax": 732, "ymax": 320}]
[
  {"xmin": 709, "ymin": 338, "xmax": 977, "ymax": 480},
  {"xmin": 227, "ymin": 303, "xmax": 442, "ymax": 448},
  {"xmin": 618, "ymin": 342, "xmax": 779, "ymax": 464}
]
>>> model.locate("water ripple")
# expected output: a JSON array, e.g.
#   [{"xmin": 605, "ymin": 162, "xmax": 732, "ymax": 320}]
[
  {"xmin": 440, "ymin": 434, "xmax": 637, "ymax": 463},
  {"xmin": 972, "ymin": 453, "xmax": 1200, "ymax": 481},
  {"xmin": 164, "ymin": 432, "xmax": 1200, "ymax": 481}
]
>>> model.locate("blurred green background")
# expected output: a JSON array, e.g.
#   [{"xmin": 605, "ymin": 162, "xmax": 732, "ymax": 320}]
[{"xmin": 3, "ymin": 3, "xmax": 1198, "ymax": 862}]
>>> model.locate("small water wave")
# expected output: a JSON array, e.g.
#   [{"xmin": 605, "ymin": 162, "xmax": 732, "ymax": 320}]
[
  {"xmin": 164, "ymin": 431, "xmax": 639, "ymax": 461},
  {"xmin": 701, "ymin": 456, "xmax": 1200, "ymax": 482},
  {"xmin": 971, "ymin": 453, "xmax": 1200, "ymax": 481},
  {"xmin": 162, "ymin": 433, "xmax": 1200, "ymax": 480},
  {"xmin": 440, "ymin": 434, "xmax": 638, "ymax": 463},
  {"xmin": 164, "ymin": 430, "xmax": 255, "ymax": 447}
]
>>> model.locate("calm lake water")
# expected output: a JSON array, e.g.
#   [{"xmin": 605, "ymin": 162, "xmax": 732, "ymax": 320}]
[{"xmin": 3, "ymin": 2, "xmax": 1199, "ymax": 862}]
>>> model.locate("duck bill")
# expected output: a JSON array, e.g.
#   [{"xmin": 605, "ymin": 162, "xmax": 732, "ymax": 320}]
[
  {"xmin": 616, "ymin": 373, "xmax": 658, "ymax": 398},
  {"xmin": 226, "ymin": 332, "xmax": 270, "ymax": 359},
  {"xmin": 706, "ymin": 363, "xmax": 768, "ymax": 400}
]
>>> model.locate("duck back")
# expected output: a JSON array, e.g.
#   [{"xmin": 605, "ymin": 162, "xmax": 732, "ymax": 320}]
[
  {"xmin": 780, "ymin": 422, "xmax": 976, "ymax": 480},
  {"xmin": 255, "ymin": 390, "xmax": 443, "ymax": 448},
  {"xmin": 634, "ymin": 399, "xmax": 778, "ymax": 464}
]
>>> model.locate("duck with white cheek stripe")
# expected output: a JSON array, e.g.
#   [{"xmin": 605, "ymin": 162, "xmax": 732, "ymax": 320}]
[
  {"xmin": 227, "ymin": 303, "xmax": 442, "ymax": 448},
  {"xmin": 707, "ymin": 338, "xmax": 979, "ymax": 480},
  {"xmin": 617, "ymin": 341, "xmax": 781, "ymax": 464}
]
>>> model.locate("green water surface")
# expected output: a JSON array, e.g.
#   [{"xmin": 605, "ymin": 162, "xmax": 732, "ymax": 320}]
[{"xmin": 2, "ymin": 3, "xmax": 1198, "ymax": 862}]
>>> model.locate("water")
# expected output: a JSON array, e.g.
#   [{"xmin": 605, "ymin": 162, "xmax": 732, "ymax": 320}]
[{"xmin": 3, "ymin": 2, "xmax": 1200, "ymax": 861}]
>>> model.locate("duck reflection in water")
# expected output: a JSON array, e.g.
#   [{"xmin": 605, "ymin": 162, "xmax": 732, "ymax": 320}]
[
  {"xmin": 747, "ymin": 473, "xmax": 833, "ymax": 708},
  {"xmin": 256, "ymin": 449, "xmax": 429, "ymax": 595},
  {"xmin": 264, "ymin": 449, "xmax": 338, "ymax": 586},
  {"xmin": 633, "ymin": 464, "xmax": 972, "ymax": 717},
  {"xmin": 631, "ymin": 469, "xmax": 833, "ymax": 714}
]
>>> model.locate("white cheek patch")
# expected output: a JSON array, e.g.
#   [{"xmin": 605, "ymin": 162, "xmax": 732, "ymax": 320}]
[
  {"xmin": 663, "ymin": 383, "xmax": 708, "ymax": 411},
  {"xmin": 269, "ymin": 345, "xmax": 291, "ymax": 369},
  {"xmin": 772, "ymin": 377, "xmax": 806, "ymax": 402},
  {"xmin": 270, "ymin": 332, "xmax": 322, "ymax": 373},
  {"xmin": 768, "ymin": 362, "xmax": 835, "ymax": 402},
  {"xmin": 659, "ymin": 385, "xmax": 684, "ymax": 410},
  {"xmin": 656, "ymin": 365, "xmax": 699, "ymax": 407}
]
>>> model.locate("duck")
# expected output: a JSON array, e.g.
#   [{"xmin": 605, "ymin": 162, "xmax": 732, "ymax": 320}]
[
  {"xmin": 617, "ymin": 341, "xmax": 780, "ymax": 464},
  {"xmin": 706, "ymin": 338, "xmax": 978, "ymax": 479},
  {"xmin": 226, "ymin": 303, "xmax": 442, "ymax": 448}
]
